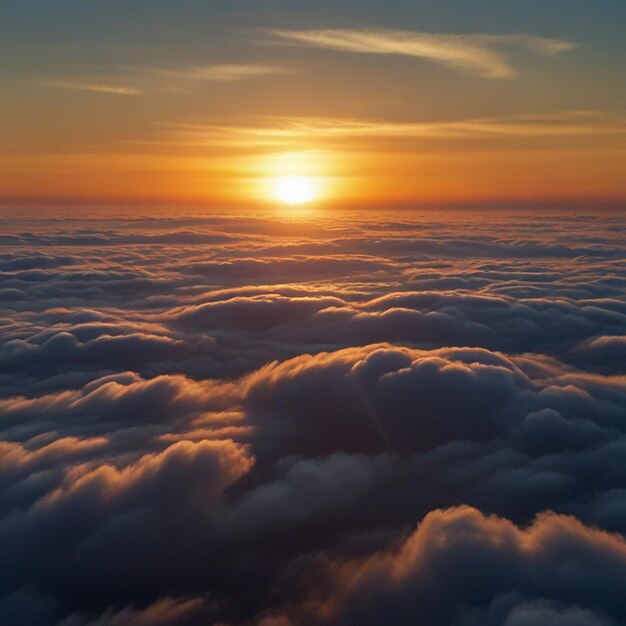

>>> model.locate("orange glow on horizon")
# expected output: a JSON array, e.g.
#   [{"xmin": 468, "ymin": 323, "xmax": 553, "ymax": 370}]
[{"xmin": 1, "ymin": 133, "xmax": 625, "ymax": 208}]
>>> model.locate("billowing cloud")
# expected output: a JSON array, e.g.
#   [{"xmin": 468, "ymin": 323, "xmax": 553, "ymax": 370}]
[
  {"xmin": 0, "ymin": 208, "xmax": 624, "ymax": 625},
  {"xmin": 268, "ymin": 29, "xmax": 577, "ymax": 78},
  {"xmin": 263, "ymin": 506, "xmax": 626, "ymax": 625}
]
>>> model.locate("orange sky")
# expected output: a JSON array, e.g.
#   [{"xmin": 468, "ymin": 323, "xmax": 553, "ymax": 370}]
[{"xmin": 1, "ymin": 2, "xmax": 625, "ymax": 208}]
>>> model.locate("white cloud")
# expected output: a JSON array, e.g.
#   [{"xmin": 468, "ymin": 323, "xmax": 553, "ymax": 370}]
[{"xmin": 268, "ymin": 28, "xmax": 577, "ymax": 78}]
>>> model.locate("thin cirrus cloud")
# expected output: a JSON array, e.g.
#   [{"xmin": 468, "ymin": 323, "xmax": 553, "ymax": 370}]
[
  {"xmin": 267, "ymin": 28, "xmax": 577, "ymax": 78},
  {"xmin": 45, "ymin": 80, "xmax": 144, "ymax": 95},
  {"xmin": 166, "ymin": 110, "xmax": 626, "ymax": 147},
  {"xmin": 153, "ymin": 64, "xmax": 295, "ymax": 82},
  {"xmin": 45, "ymin": 64, "xmax": 292, "ymax": 96}
]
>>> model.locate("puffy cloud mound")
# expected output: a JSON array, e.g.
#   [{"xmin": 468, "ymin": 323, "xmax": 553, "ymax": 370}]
[
  {"xmin": 0, "ymin": 208, "xmax": 624, "ymax": 625},
  {"xmin": 243, "ymin": 344, "xmax": 530, "ymax": 453},
  {"xmin": 269, "ymin": 506, "xmax": 626, "ymax": 626}
]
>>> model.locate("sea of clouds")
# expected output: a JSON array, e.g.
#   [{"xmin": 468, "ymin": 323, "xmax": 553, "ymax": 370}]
[{"xmin": 1, "ymin": 207, "xmax": 625, "ymax": 625}]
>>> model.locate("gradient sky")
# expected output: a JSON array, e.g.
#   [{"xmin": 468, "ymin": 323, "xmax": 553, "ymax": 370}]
[{"xmin": 2, "ymin": 0, "xmax": 625, "ymax": 207}]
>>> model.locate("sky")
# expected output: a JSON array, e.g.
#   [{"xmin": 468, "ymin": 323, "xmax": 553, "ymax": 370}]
[{"xmin": 1, "ymin": 0, "xmax": 625, "ymax": 207}]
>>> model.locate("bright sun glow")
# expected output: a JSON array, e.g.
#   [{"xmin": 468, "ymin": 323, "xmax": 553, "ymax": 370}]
[{"xmin": 274, "ymin": 176, "xmax": 318, "ymax": 205}]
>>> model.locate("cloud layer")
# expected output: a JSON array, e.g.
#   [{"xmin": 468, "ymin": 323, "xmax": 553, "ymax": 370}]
[{"xmin": 0, "ymin": 207, "xmax": 625, "ymax": 625}]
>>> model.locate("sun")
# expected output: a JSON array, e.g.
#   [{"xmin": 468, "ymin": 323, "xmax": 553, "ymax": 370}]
[{"xmin": 274, "ymin": 176, "xmax": 318, "ymax": 205}]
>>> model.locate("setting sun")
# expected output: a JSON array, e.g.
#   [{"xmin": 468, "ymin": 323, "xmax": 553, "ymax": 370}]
[{"xmin": 274, "ymin": 176, "xmax": 318, "ymax": 205}]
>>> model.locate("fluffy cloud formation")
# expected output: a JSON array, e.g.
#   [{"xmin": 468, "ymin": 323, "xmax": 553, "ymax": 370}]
[
  {"xmin": 0, "ymin": 208, "xmax": 624, "ymax": 625},
  {"xmin": 264, "ymin": 505, "xmax": 626, "ymax": 625}
]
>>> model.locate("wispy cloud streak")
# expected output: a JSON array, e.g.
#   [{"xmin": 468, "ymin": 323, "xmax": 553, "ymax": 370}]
[
  {"xmin": 165, "ymin": 110, "xmax": 626, "ymax": 147},
  {"xmin": 45, "ymin": 80, "xmax": 144, "ymax": 95},
  {"xmin": 44, "ymin": 64, "xmax": 292, "ymax": 96},
  {"xmin": 153, "ymin": 64, "xmax": 294, "ymax": 82},
  {"xmin": 268, "ymin": 29, "xmax": 577, "ymax": 78}
]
